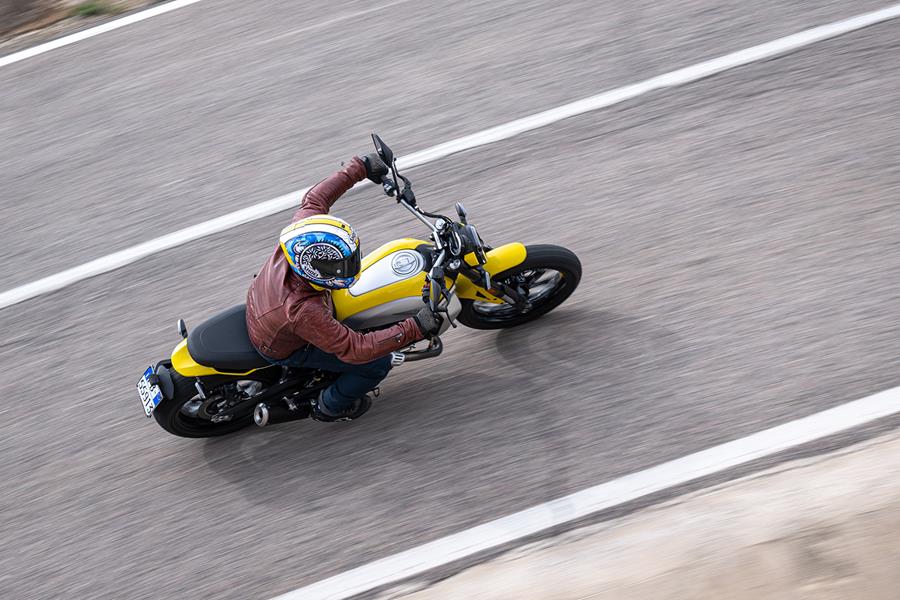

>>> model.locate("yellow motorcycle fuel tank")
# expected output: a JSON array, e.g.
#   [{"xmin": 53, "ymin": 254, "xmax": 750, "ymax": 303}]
[
  {"xmin": 332, "ymin": 238, "xmax": 436, "ymax": 329},
  {"xmin": 333, "ymin": 239, "xmax": 529, "ymax": 329}
]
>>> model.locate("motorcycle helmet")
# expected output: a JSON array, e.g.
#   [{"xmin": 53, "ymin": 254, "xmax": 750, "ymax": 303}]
[{"xmin": 279, "ymin": 215, "xmax": 361, "ymax": 289}]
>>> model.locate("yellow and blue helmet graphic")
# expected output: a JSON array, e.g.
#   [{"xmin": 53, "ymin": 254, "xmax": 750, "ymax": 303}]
[{"xmin": 279, "ymin": 215, "xmax": 361, "ymax": 289}]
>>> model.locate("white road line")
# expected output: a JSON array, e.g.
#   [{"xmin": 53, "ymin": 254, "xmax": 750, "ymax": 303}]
[
  {"xmin": 2, "ymin": 3, "xmax": 900, "ymax": 310},
  {"xmin": 0, "ymin": 0, "xmax": 208, "ymax": 69},
  {"xmin": 272, "ymin": 387, "xmax": 900, "ymax": 600},
  {"xmin": 0, "ymin": 191, "xmax": 310, "ymax": 309},
  {"xmin": 255, "ymin": 0, "xmax": 418, "ymax": 46}
]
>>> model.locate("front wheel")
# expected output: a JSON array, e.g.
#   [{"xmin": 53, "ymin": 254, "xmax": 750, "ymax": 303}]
[{"xmin": 457, "ymin": 244, "xmax": 581, "ymax": 330}]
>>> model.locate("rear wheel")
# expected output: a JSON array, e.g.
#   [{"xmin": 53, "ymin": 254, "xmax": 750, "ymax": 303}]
[
  {"xmin": 457, "ymin": 244, "xmax": 581, "ymax": 330},
  {"xmin": 153, "ymin": 372, "xmax": 270, "ymax": 438}
]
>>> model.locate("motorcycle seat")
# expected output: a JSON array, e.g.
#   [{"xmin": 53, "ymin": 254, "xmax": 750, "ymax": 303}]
[{"xmin": 186, "ymin": 304, "xmax": 271, "ymax": 371}]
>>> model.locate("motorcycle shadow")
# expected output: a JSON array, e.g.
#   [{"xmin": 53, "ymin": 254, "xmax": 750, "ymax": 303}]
[
  {"xmin": 198, "ymin": 309, "xmax": 693, "ymax": 512},
  {"xmin": 199, "ymin": 370, "xmax": 526, "ymax": 510},
  {"xmin": 493, "ymin": 308, "xmax": 679, "ymax": 385},
  {"xmin": 493, "ymin": 306, "xmax": 702, "ymax": 432}
]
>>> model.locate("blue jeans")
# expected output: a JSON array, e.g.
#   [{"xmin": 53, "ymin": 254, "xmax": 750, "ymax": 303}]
[{"xmin": 263, "ymin": 346, "xmax": 392, "ymax": 413}]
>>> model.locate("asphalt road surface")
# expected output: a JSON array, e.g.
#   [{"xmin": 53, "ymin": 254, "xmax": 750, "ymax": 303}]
[{"xmin": 1, "ymin": 1, "xmax": 899, "ymax": 598}]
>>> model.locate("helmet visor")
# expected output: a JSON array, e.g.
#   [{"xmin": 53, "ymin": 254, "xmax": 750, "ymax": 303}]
[{"xmin": 308, "ymin": 246, "xmax": 361, "ymax": 279}]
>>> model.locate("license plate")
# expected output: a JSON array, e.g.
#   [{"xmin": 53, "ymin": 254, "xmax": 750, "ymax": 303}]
[{"xmin": 137, "ymin": 366, "xmax": 163, "ymax": 417}]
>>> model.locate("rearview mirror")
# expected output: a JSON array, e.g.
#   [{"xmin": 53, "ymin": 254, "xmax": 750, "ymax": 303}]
[
  {"xmin": 455, "ymin": 202, "xmax": 468, "ymax": 224},
  {"xmin": 371, "ymin": 133, "xmax": 394, "ymax": 165}
]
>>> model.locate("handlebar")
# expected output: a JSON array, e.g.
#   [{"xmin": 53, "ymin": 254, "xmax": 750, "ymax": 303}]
[{"xmin": 371, "ymin": 133, "xmax": 487, "ymax": 325}]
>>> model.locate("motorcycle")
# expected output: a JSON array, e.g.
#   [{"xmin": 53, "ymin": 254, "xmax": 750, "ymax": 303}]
[{"xmin": 136, "ymin": 135, "xmax": 582, "ymax": 437}]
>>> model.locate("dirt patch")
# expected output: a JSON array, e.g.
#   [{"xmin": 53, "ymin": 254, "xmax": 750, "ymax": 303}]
[
  {"xmin": 0, "ymin": 0, "xmax": 157, "ymax": 53},
  {"xmin": 1, "ymin": 0, "xmax": 62, "ymax": 36}
]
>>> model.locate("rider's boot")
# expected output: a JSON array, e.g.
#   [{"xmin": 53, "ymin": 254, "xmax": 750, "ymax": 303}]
[{"xmin": 311, "ymin": 391, "xmax": 372, "ymax": 422}]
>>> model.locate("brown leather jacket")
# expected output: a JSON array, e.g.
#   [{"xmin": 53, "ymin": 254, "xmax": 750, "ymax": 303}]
[{"xmin": 246, "ymin": 157, "xmax": 423, "ymax": 364}]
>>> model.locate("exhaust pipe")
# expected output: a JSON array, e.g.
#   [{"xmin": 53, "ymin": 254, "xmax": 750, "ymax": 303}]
[{"xmin": 253, "ymin": 399, "xmax": 310, "ymax": 427}]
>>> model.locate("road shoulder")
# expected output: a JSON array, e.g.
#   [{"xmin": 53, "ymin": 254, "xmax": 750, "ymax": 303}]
[{"xmin": 382, "ymin": 431, "xmax": 900, "ymax": 599}]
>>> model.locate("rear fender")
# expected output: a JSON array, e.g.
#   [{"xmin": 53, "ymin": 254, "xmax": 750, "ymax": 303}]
[
  {"xmin": 152, "ymin": 362, "xmax": 176, "ymax": 400},
  {"xmin": 455, "ymin": 242, "xmax": 527, "ymax": 304}
]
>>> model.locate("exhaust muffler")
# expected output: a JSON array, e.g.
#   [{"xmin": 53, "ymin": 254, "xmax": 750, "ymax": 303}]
[{"xmin": 253, "ymin": 399, "xmax": 310, "ymax": 427}]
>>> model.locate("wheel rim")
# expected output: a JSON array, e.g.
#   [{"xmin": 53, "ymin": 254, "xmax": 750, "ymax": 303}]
[
  {"xmin": 472, "ymin": 268, "xmax": 566, "ymax": 322},
  {"xmin": 177, "ymin": 380, "xmax": 264, "ymax": 427}
]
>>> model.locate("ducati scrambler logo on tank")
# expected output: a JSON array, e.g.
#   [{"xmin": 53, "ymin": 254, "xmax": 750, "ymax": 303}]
[{"xmin": 391, "ymin": 251, "xmax": 422, "ymax": 276}]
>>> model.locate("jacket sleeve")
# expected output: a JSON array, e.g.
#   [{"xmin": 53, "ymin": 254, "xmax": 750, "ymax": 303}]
[
  {"xmin": 292, "ymin": 157, "xmax": 367, "ymax": 222},
  {"xmin": 293, "ymin": 295, "xmax": 424, "ymax": 364}
]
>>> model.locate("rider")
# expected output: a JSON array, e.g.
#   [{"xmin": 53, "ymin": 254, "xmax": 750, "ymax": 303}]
[{"xmin": 246, "ymin": 153, "xmax": 443, "ymax": 422}]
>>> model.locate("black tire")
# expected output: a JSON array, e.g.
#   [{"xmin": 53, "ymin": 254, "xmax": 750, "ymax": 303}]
[
  {"xmin": 153, "ymin": 372, "xmax": 257, "ymax": 438},
  {"xmin": 457, "ymin": 244, "xmax": 581, "ymax": 330}
]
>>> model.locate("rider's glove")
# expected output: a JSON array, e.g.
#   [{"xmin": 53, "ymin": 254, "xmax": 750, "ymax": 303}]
[
  {"xmin": 361, "ymin": 153, "xmax": 389, "ymax": 183},
  {"xmin": 413, "ymin": 305, "xmax": 443, "ymax": 337}
]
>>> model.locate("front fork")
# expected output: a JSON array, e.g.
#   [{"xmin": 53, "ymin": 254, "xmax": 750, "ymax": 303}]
[{"xmin": 458, "ymin": 264, "xmax": 531, "ymax": 310}]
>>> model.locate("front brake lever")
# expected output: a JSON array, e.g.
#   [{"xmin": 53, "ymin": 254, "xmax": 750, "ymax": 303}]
[{"xmin": 444, "ymin": 303, "xmax": 458, "ymax": 328}]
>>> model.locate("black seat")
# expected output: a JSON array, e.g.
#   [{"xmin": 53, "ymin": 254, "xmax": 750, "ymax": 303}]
[{"xmin": 186, "ymin": 305, "xmax": 270, "ymax": 371}]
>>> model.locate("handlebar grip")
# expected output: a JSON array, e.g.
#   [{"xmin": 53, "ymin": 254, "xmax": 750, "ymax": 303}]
[{"xmin": 381, "ymin": 176, "xmax": 397, "ymax": 196}]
